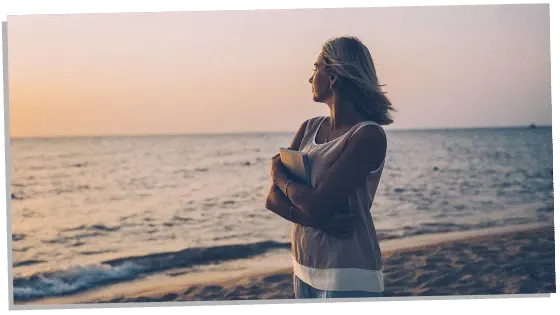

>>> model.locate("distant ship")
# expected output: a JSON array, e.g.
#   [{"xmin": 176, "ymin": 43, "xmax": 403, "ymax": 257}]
[{"xmin": 529, "ymin": 124, "xmax": 537, "ymax": 129}]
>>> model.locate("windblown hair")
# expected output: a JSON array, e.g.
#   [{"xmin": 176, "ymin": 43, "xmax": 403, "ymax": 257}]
[{"xmin": 321, "ymin": 36, "xmax": 396, "ymax": 125}]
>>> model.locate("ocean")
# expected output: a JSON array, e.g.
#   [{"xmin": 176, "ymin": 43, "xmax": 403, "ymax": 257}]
[{"xmin": 9, "ymin": 127, "xmax": 554, "ymax": 302}]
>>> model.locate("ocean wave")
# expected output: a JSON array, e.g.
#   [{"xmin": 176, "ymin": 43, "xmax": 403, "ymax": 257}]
[
  {"xmin": 11, "ymin": 193, "xmax": 26, "ymax": 200},
  {"xmin": 13, "ymin": 259, "xmax": 46, "ymax": 268},
  {"xmin": 13, "ymin": 240, "xmax": 290, "ymax": 302},
  {"xmin": 14, "ymin": 262, "xmax": 144, "ymax": 302},
  {"xmin": 60, "ymin": 224, "xmax": 121, "ymax": 233},
  {"xmin": 12, "ymin": 233, "xmax": 26, "ymax": 242}
]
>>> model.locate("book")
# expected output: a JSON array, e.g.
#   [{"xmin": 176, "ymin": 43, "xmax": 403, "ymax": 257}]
[{"xmin": 278, "ymin": 147, "xmax": 312, "ymax": 187}]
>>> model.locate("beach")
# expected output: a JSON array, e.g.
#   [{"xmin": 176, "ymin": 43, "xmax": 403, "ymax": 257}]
[
  {"xmin": 20, "ymin": 223, "xmax": 555, "ymax": 306},
  {"xmin": 10, "ymin": 129, "xmax": 554, "ymax": 305}
]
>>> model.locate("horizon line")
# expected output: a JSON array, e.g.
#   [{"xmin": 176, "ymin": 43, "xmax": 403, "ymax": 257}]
[{"xmin": 8, "ymin": 124, "xmax": 552, "ymax": 140}]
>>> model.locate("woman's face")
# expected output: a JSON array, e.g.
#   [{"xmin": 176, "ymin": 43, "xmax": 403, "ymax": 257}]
[{"xmin": 309, "ymin": 54, "xmax": 332, "ymax": 103}]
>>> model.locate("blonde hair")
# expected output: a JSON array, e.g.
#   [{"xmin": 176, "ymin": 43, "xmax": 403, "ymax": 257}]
[{"xmin": 321, "ymin": 36, "xmax": 395, "ymax": 125}]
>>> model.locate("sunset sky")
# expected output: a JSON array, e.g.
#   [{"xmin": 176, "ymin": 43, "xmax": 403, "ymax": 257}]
[{"xmin": 7, "ymin": 4, "xmax": 551, "ymax": 138}]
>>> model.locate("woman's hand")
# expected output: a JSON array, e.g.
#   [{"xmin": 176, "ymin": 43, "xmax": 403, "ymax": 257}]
[
  {"xmin": 269, "ymin": 153, "xmax": 284, "ymax": 180},
  {"xmin": 270, "ymin": 153, "xmax": 307, "ymax": 205},
  {"xmin": 319, "ymin": 210, "xmax": 357, "ymax": 238}
]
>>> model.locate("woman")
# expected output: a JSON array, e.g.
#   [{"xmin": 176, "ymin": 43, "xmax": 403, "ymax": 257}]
[{"xmin": 265, "ymin": 36, "xmax": 395, "ymax": 299}]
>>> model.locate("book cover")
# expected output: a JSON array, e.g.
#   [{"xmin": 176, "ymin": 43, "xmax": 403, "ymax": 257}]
[{"xmin": 278, "ymin": 147, "xmax": 312, "ymax": 187}]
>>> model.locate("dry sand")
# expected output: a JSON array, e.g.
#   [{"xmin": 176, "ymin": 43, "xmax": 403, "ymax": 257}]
[{"xmin": 21, "ymin": 224, "xmax": 556, "ymax": 306}]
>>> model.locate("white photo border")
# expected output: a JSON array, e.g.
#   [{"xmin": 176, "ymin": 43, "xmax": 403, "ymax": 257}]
[{"xmin": 0, "ymin": 0, "xmax": 560, "ymax": 312}]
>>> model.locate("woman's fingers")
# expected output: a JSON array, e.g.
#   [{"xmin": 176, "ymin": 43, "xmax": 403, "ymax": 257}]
[
  {"xmin": 329, "ymin": 213, "xmax": 356, "ymax": 237},
  {"xmin": 334, "ymin": 213, "xmax": 357, "ymax": 225},
  {"xmin": 322, "ymin": 222, "xmax": 352, "ymax": 238},
  {"xmin": 317, "ymin": 206, "xmax": 357, "ymax": 238}
]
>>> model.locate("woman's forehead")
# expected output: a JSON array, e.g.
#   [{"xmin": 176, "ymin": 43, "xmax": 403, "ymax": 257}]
[{"xmin": 314, "ymin": 54, "xmax": 326, "ymax": 66}]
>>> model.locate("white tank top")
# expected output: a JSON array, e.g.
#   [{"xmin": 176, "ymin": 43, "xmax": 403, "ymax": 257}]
[{"xmin": 291, "ymin": 116, "xmax": 386, "ymax": 292}]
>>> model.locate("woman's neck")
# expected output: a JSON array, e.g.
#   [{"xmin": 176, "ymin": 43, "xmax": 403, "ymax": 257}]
[{"xmin": 327, "ymin": 94, "xmax": 364, "ymax": 129}]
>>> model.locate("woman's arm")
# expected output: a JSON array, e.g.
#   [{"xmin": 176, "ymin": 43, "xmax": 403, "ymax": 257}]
[
  {"xmin": 265, "ymin": 183, "xmax": 321, "ymax": 228},
  {"xmin": 265, "ymin": 182, "xmax": 356, "ymax": 237},
  {"xmin": 264, "ymin": 119, "xmax": 315, "ymax": 226},
  {"xmin": 272, "ymin": 123, "xmax": 387, "ymax": 220}
]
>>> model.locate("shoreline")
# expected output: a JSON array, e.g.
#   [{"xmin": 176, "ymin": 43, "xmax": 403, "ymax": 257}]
[{"xmin": 16, "ymin": 222, "xmax": 556, "ymax": 307}]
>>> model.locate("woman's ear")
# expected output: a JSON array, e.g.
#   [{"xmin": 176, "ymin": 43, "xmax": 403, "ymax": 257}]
[{"xmin": 329, "ymin": 74, "xmax": 338, "ymax": 90}]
